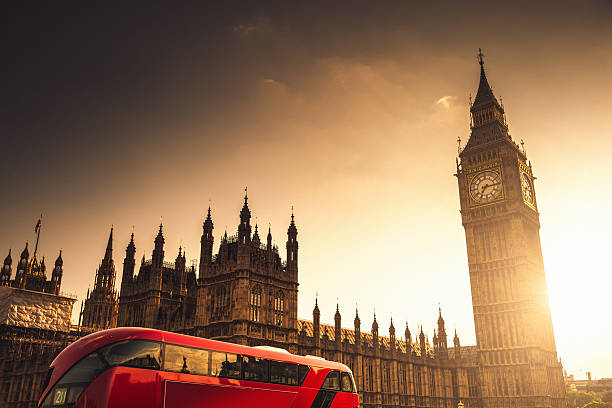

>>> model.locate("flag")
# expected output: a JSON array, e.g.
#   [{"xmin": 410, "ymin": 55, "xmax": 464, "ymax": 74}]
[{"xmin": 34, "ymin": 218, "xmax": 42, "ymax": 234}]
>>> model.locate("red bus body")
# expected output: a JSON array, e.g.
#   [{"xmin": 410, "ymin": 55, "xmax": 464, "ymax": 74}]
[{"xmin": 39, "ymin": 328, "xmax": 359, "ymax": 408}]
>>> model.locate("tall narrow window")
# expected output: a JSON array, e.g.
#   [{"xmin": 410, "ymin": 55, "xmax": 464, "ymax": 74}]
[
  {"xmin": 213, "ymin": 286, "xmax": 227, "ymax": 319},
  {"xmin": 249, "ymin": 286, "xmax": 261, "ymax": 322},
  {"xmin": 367, "ymin": 360, "xmax": 373, "ymax": 392},
  {"xmin": 273, "ymin": 292, "xmax": 284, "ymax": 326}
]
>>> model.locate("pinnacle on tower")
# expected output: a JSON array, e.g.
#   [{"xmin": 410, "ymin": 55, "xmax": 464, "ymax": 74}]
[
  {"xmin": 267, "ymin": 225, "xmax": 273, "ymax": 249},
  {"xmin": 126, "ymin": 231, "xmax": 136, "ymax": 257},
  {"xmin": 472, "ymin": 48, "xmax": 499, "ymax": 109},
  {"xmin": 3, "ymin": 249, "xmax": 11, "ymax": 266},
  {"xmin": 288, "ymin": 207, "xmax": 297, "ymax": 235},
  {"xmin": 204, "ymin": 206, "xmax": 214, "ymax": 230},
  {"xmin": 461, "ymin": 48, "xmax": 509, "ymax": 154},
  {"xmin": 104, "ymin": 226, "xmax": 113, "ymax": 261},
  {"xmin": 253, "ymin": 223, "xmax": 260, "ymax": 243},
  {"xmin": 20, "ymin": 242, "xmax": 29, "ymax": 260},
  {"xmin": 155, "ymin": 223, "xmax": 164, "ymax": 245},
  {"xmin": 55, "ymin": 250, "xmax": 63, "ymax": 266}
]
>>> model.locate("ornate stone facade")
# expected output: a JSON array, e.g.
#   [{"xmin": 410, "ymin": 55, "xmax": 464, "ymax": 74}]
[
  {"xmin": 102, "ymin": 193, "xmax": 481, "ymax": 408},
  {"xmin": 0, "ymin": 244, "xmax": 63, "ymax": 296}
]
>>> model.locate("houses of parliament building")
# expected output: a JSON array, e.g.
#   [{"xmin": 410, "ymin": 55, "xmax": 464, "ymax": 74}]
[{"xmin": 0, "ymin": 54, "xmax": 566, "ymax": 408}]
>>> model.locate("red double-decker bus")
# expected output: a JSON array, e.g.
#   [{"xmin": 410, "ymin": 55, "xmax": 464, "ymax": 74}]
[{"xmin": 38, "ymin": 327, "xmax": 359, "ymax": 408}]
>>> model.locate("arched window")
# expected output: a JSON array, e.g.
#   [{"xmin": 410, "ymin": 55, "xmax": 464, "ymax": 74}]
[
  {"xmin": 273, "ymin": 292, "xmax": 284, "ymax": 326},
  {"xmin": 249, "ymin": 286, "xmax": 261, "ymax": 322}
]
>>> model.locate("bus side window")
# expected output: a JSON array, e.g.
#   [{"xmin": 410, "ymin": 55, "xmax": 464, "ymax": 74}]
[
  {"xmin": 243, "ymin": 356, "xmax": 269, "ymax": 382},
  {"xmin": 102, "ymin": 340, "xmax": 162, "ymax": 370},
  {"xmin": 210, "ymin": 351, "xmax": 241, "ymax": 379},
  {"xmin": 270, "ymin": 360, "xmax": 299, "ymax": 385},
  {"xmin": 164, "ymin": 344, "xmax": 210, "ymax": 376},
  {"xmin": 322, "ymin": 370, "xmax": 340, "ymax": 391},
  {"xmin": 341, "ymin": 372, "xmax": 355, "ymax": 392},
  {"xmin": 298, "ymin": 365, "xmax": 311, "ymax": 385}
]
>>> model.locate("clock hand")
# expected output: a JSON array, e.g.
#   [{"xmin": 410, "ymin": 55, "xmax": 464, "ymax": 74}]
[{"xmin": 481, "ymin": 182, "xmax": 500, "ymax": 193}]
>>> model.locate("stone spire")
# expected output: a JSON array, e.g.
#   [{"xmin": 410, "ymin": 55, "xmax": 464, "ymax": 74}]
[
  {"xmin": 372, "ymin": 310, "xmax": 379, "ymax": 347},
  {"xmin": 334, "ymin": 301, "xmax": 342, "ymax": 344},
  {"xmin": 96, "ymin": 228, "xmax": 116, "ymax": 291},
  {"xmin": 286, "ymin": 208, "xmax": 298, "ymax": 277},
  {"xmin": 152, "ymin": 223, "xmax": 165, "ymax": 269},
  {"xmin": 238, "ymin": 189, "xmax": 252, "ymax": 244},
  {"xmin": 354, "ymin": 305, "xmax": 361, "ymax": 344},
  {"xmin": 472, "ymin": 48, "xmax": 499, "ymax": 109},
  {"xmin": 462, "ymin": 48, "xmax": 509, "ymax": 154},
  {"xmin": 453, "ymin": 329, "xmax": 461, "ymax": 359},
  {"xmin": 20, "ymin": 242, "xmax": 29, "ymax": 261},
  {"xmin": 267, "ymin": 225, "xmax": 273, "ymax": 250},
  {"xmin": 199, "ymin": 206, "xmax": 214, "ymax": 277},
  {"xmin": 121, "ymin": 232, "xmax": 137, "ymax": 289},
  {"xmin": 1, "ymin": 249, "xmax": 11, "ymax": 284},
  {"xmin": 104, "ymin": 226, "xmax": 113, "ymax": 261},
  {"xmin": 437, "ymin": 306, "xmax": 448, "ymax": 358},
  {"xmin": 252, "ymin": 223, "xmax": 260, "ymax": 245},
  {"xmin": 405, "ymin": 321, "xmax": 412, "ymax": 353},
  {"xmin": 313, "ymin": 295, "xmax": 321, "ymax": 349},
  {"xmin": 389, "ymin": 316, "xmax": 396, "ymax": 350},
  {"xmin": 419, "ymin": 325, "xmax": 426, "ymax": 357},
  {"xmin": 50, "ymin": 250, "xmax": 63, "ymax": 295}
]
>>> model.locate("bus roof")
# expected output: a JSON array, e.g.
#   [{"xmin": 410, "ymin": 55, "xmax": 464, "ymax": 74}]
[{"xmin": 50, "ymin": 327, "xmax": 351, "ymax": 378}]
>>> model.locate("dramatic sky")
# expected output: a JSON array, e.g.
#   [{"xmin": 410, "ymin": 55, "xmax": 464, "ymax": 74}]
[{"xmin": 2, "ymin": 1, "xmax": 611, "ymax": 379}]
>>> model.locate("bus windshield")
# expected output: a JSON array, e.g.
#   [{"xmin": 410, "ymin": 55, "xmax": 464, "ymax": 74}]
[{"xmin": 41, "ymin": 340, "xmax": 162, "ymax": 407}]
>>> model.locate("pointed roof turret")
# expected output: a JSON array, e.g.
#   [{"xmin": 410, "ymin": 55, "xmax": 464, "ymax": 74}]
[
  {"xmin": 334, "ymin": 300, "xmax": 341, "ymax": 321},
  {"xmin": 372, "ymin": 310, "xmax": 379, "ymax": 331},
  {"xmin": 55, "ymin": 250, "xmax": 63, "ymax": 267},
  {"xmin": 461, "ymin": 48, "xmax": 509, "ymax": 155},
  {"xmin": 3, "ymin": 249, "xmax": 11, "ymax": 266},
  {"xmin": 204, "ymin": 205, "xmax": 214, "ymax": 230},
  {"xmin": 354, "ymin": 305, "xmax": 361, "ymax": 327},
  {"xmin": 253, "ymin": 223, "xmax": 260, "ymax": 243},
  {"xmin": 240, "ymin": 189, "xmax": 251, "ymax": 223},
  {"xmin": 314, "ymin": 294, "xmax": 320, "ymax": 314},
  {"xmin": 126, "ymin": 231, "xmax": 136, "ymax": 255},
  {"xmin": 155, "ymin": 223, "xmax": 165, "ymax": 247},
  {"xmin": 288, "ymin": 207, "xmax": 297, "ymax": 236},
  {"xmin": 104, "ymin": 226, "xmax": 113, "ymax": 260},
  {"xmin": 472, "ymin": 48, "xmax": 499, "ymax": 109},
  {"xmin": 20, "ymin": 242, "xmax": 29, "ymax": 260},
  {"xmin": 267, "ymin": 225, "xmax": 273, "ymax": 248}
]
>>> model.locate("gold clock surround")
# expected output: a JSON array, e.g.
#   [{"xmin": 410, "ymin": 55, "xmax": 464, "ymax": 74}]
[{"xmin": 466, "ymin": 166, "xmax": 505, "ymax": 207}]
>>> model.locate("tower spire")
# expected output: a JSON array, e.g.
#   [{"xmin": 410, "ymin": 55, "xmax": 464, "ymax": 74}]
[
  {"xmin": 104, "ymin": 226, "xmax": 113, "ymax": 261},
  {"xmin": 238, "ymin": 189, "xmax": 252, "ymax": 244},
  {"xmin": 472, "ymin": 48, "xmax": 498, "ymax": 109},
  {"xmin": 461, "ymin": 49, "xmax": 508, "ymax": 154}
]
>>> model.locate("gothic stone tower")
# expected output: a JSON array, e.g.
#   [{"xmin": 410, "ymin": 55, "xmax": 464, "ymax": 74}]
[
  {"xmin": 82, "ymin": 227, "xmax": 119, "ymax": 329},
  {"xmin": 194, "ymin": 193, "xmax": 299, "ymax": 353},
  {"xmin": 456, "ymin": 51, "xmax": 565, "ymax": 408}
]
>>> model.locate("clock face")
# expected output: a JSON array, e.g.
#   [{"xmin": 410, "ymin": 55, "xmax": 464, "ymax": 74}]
[
  {"xmin": 521, "ymin": 173, "xmax": 534, "ymax": 204},
  {"xmin": 469, "ymin": 170, "xmax": 503, "ymax": 203}
]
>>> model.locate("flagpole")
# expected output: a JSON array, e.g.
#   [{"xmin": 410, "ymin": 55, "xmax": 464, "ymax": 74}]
[{"xmin": 33, "ymin": 214, "xmax": 42, "ymax": 259}]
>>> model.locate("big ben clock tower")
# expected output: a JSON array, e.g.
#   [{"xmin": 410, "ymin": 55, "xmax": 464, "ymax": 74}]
[{"xmin": 456, "ymin": 50, "xmax": 565, "ymax": 408}]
